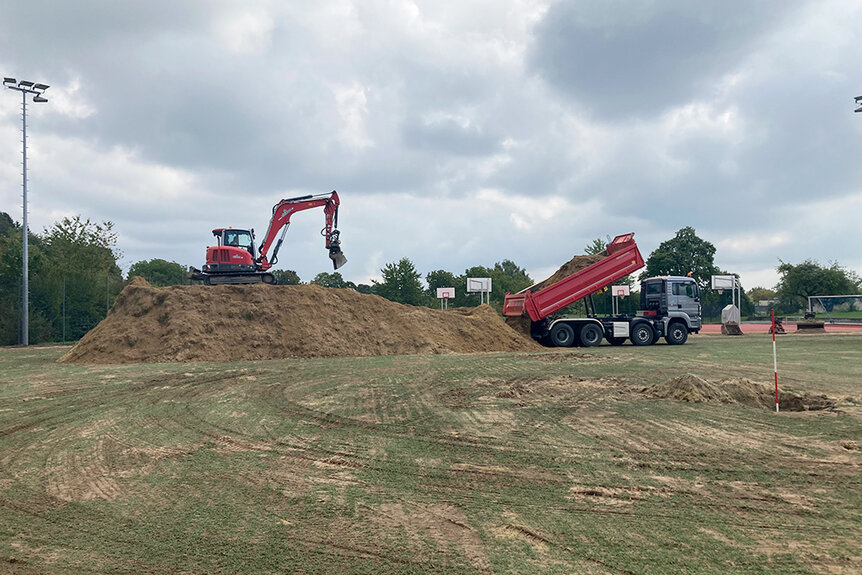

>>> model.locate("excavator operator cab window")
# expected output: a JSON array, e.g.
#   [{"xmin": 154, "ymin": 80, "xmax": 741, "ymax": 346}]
[{"xmin": 224, "ymin": 230, "xmax": 253, "ymax": 252}]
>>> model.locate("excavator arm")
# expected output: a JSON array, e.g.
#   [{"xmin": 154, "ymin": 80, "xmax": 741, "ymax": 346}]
[{"xmin": 257, "ymin": 190, "xmax": 346, "ymax": 271}]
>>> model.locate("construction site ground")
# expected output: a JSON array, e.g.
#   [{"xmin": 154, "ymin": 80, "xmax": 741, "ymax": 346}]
[{"xmin": 1, "ymin": 334, "xmax": 860, "ymax": 574}]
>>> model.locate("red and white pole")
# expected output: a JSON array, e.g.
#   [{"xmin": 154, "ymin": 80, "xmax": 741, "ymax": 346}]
[{"xmin": 772, "ymin": 310, "xmax": 779, "ymax": 413}]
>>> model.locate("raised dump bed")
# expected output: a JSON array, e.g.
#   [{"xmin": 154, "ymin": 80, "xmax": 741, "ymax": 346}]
[{"xmin": 503, "ymin": 233, "xmax": 644, "ymax": 322}]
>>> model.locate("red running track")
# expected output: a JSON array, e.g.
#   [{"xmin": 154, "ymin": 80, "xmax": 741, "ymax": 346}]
[{"xmin": 699, "ymin": 323, "xmax": 862, "ymax": 334}]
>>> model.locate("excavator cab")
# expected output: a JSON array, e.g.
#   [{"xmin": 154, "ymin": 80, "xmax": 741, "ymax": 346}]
[{"xmin": 219, "ymin": 229, "xmax": 256, "ymax": 256}]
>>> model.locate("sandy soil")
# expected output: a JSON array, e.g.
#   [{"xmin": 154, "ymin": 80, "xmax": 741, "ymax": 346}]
[
  {"xmin": 528, "ymin": 252, "xmax": 608, "ymax": 293},
  {"xmin": 644, "ymin": 374, "xmax": 836, "ymax": 411},
  {"xmin": 58, "ymin": 278, "xmax": 539, "ymax": 364}
]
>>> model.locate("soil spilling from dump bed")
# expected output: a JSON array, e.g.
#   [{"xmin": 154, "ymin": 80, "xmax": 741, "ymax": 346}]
[
  {"xmin": 59, "ymin": 278, "xmax": 539, "ymax": 364},
  {"xmin": 644, "ymin": 374, "xmax": 836, "ymax": 411},
  {"xmin": 505, "ymin": 315, "xmax": 533, "ymax": 339},
  {"xmin": 529, "ymin": 252, "xmax": 608, "ymax": 293}
]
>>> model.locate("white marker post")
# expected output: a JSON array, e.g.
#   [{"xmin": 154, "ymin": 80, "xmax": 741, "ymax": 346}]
[{"xmin": 772, "ymin": 310, "xmax": 779, "ymax": 413}]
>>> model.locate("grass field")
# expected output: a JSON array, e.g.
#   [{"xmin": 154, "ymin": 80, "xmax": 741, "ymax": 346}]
[{"xmin": 1, "ymin": 334, "xmax": 860, "ymax": 574}]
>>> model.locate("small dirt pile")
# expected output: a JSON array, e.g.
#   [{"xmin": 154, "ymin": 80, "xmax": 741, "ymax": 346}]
[
  {"xmin": 529, "ymin": 252, "xmax": 607, "ymax": 293},
  {"xmin": 644, "ymin": 374, "xmax": 836, "ymax": 411},
  {"xmin": 644, "ymin": 374, "xmax": 732, "ymax": 403},
  {"xmin": 59, "ymin": 278, "xmax": 539, "ymax": 364}
]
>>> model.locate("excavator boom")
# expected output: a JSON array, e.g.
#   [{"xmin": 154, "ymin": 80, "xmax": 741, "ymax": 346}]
[{"xmin": 258, "ymin": 190, "xmax": 346, "ymax": 271}]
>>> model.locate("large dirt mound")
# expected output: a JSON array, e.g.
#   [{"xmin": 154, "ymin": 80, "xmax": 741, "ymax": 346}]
[
  {"xmin": 644, "ymin": 374, "xmax": 836, "ymax": 411},
  {"xmin": 529, "ymin": 252, "xmax": 607, "ymax": 293},
  {"xmin": 59, "ymin": 278, "xmax": 539, "ymax": 364}
]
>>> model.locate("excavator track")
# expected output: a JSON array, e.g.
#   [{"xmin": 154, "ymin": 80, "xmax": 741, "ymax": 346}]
[{"xmin": 189, "ymin": 268, "xmax": 275, "ymax": 285}]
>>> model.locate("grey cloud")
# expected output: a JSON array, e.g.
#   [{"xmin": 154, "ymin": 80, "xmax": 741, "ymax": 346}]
[
  {"xmin": 401, "ymin": 117, "xmax": 500, "ymax": 156},
  {"xmin": 528, "ymin": 0, "xmax": 792, "ymax": 119}
]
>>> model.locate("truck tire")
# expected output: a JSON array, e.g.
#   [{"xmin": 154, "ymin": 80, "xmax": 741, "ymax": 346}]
[
  {"xmin": 665, "ymin": 322, "xmax": 688, "ymax": 345},
  {"xmin": 549, "ymin": 323, "xmax": 575, "ymax": 347},
  {"xmin": 631, "ymin": 323, "xmax": 655, "ymax": 346},
  {"xmin": 579, "ymin": 323, "xmax": 603, "ymax": 347}
]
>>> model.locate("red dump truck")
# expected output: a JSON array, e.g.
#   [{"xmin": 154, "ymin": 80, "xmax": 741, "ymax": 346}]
[{"xmin": 502, "ymin": 233, "xmax": 701, "ymax": 346}]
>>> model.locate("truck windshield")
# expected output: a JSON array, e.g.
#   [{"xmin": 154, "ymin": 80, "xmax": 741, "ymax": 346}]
[{"xmin": 672, "ymin": 281, "xmax": 698, "ymax": 298}]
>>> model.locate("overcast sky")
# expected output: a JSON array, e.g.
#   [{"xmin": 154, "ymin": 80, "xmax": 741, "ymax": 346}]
[{"xmin": 3, "ymin": 0, "xmax": 862, "ymax": 291}]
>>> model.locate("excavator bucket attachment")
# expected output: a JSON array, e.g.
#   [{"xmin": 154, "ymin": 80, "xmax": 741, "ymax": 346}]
[{"xmin": 330, "ymin": 247, "xmax": 347, "ymax": 270}]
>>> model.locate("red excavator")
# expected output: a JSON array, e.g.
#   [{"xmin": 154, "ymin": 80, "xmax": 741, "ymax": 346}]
[{"xmin": 189, "ymin": 190, "xmax": 346, "ymax": 285}]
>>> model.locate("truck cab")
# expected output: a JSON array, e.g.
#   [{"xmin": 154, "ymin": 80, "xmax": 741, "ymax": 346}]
[{"xmin": 639, "ymin": 276, "xmax": 702, "ymax": 342}]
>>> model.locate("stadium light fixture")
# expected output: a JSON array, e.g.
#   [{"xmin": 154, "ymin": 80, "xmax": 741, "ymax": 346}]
[
  {"xmin": 855, "ymin": 95, "xmax": 862, "ymax": 113},
  {"xmin": 4, "ymin": 77, "xmax": 49, "ymax": 346}
]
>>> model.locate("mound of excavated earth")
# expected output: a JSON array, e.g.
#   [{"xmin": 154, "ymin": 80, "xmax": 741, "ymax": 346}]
[
  {"xmin": 58, "ymin": 277, "xmax": 539, "ymax": 364},
  {"xmin": 644, "ymin": 374, "xmax": 836, "ymax": 411}
]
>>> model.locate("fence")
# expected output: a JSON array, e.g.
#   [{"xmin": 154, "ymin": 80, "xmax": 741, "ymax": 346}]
[{"xmin": 8, "ymin": 274, "xmax": 143, "ymax": 345}]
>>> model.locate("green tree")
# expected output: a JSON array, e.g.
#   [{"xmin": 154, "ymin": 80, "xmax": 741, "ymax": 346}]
[
  {"xmin": 38, "ymin": 216, "xmax": 123, "ymax": 342},
  {"xmin": 425, "ymin": 269, "xmax": 471, "ymax": 308},
  {"xmin": 584, "ymin": 236, "xmax": 610, "ymax": 255},
  {"xmin": 775, "ymin": 260, "xmax": 861, "ymax": 313},
  {"xmin": 311, "ymin": 271, "xmax": 354, "ymax": 289},
  {"xmin": 271, "ymin": 269, "xmax": 301, "ymax": 285},
  {"xmin": 490, "ymin": 260, "xmax": 532, "ymax": 304},
  {"xmin": 0, "ymin": 217, "xmax": 33, "ymax": 344},
  {"xmin": 0, "ymin": 212, "xmax": 15, "ymax": 237},
  {"xmin": 462, "ymin": 260, "xmax": 533, "ymax": 310},
  {"xmin": 128, "ymin": 259, "xmax": 188, "ymax": 286},
  {"xmin": 373, "ymin": 258, "xmax": 428, "ymax": 305},
  {"xmin": 0, "ymin": 214, "xmax": 123, "ymax": 344},
  {"xmin": 425, "ymin": 269, "xmax": 459, "ymax": 295},
  {"xmin": 643, "ymin": 227, "xmax": 720, "ymax": 288},
  {"xmin": 426, "ymin": 269, "xmax": 459, "ymax": 302},
  {"xmin": 747, "ymin": 287, "xmax": 776, "ymax": 302}
]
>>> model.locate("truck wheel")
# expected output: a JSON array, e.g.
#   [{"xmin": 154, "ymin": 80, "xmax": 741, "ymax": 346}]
[
  {"xmin": 579, "ymin": 323, "xmax": 603, "ymax": 347},
  {"xmin": 631, "ymin": 323, "xmax": 654, "ymax": 346},
  {"xmin": 665, "ymin": 322, "xmax": 688, "ymax": 345},
  {"xmin": 549, "ymin": 323, "xmax": 575, "ymax": 347},
  {"xmin": 606, "ymin": 336, "xmax": 626, "ymax": 346}
]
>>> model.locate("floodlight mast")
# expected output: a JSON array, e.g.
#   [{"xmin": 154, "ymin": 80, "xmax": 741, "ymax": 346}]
[{"xmin": 4, "ymin": 77, "xmax": 49, "ymax": 346}]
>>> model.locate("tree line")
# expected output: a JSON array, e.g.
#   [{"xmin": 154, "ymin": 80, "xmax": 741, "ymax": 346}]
[
  {"xmin": 0, "ymin": 213, "xmax": 123, "ymax": 345},
  {"xmin": 1, "ymin": 211, "xmax": 859, "ymax": 345}
]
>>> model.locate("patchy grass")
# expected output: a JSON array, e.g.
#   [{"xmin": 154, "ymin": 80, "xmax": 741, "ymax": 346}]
[{"xmin": 0, "ymin": 334, "xmax": 860, "ymax": 574}]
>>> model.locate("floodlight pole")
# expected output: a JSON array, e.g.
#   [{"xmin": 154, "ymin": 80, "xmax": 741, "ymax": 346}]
[{"xmin": 4, "ymin": 77, "xmax": 49, "ymax": 346}]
